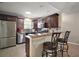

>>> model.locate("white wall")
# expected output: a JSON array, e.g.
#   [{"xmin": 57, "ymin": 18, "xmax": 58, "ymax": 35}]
[{"xmin": 61, "ymin": 13, "xmax": 79, "ymax": 44}]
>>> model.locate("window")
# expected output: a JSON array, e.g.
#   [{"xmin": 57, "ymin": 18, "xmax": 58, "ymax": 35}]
[{"xmin": 24, "ymin": 18, "xmax": 33, "ymax": 29}]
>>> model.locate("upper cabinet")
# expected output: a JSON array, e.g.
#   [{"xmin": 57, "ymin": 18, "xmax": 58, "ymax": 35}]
[
  {"xmin": 6, "ymin": 15, "xmax": 17, "ymax": 21},
  {"xmin": 17, "ymin": 18, "xmax": 24, "ymax": 33},
  {"xmin": 0, "ymin": 14, "xmax": 17, "ymax": 21},
  {"xmin": 44, "ymin": 16, "xmax": 50, "ymax": 28},
  {"xmin": 50, "ymin": 13, "xmax": 59, "ymax": 28},
  {"xmin": 32, "ymin": 13, "xmax": 59, "ymax": 31},
  {"xmin": 44, "ymin": 13, "xmax": 59, "ymax": 28},
  {"xmin": 32, "ymin": 19, "xmax": 38, "ymax": 31},
  {"xmin": 0, "ymin": 14, "xmax": 6, "ymax": 20}
]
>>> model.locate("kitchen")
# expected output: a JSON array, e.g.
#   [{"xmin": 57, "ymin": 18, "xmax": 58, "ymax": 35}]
[{"xmin": 0, "ymin": 2, "xmax": 79, "ymax": 57}]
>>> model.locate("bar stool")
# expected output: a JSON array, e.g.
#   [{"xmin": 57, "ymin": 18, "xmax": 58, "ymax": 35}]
[
  {"xmin": 42, "ymin": 32, "xmax": 61, "ymax": 57},
  {"xmin": 57, "ymin": 31, "xmax": 71, "ymax": 57}
]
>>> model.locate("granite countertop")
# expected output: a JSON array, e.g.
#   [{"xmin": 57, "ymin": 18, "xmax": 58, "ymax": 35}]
[
  {"xmin": 25, "ymin": 32, "xmax": 52, "ymax": 39},
  {"xmin": 25, "ymin": 31, "xmax": 62, "ymax": 39}
]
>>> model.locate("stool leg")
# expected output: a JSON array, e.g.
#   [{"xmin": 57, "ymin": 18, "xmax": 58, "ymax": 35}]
[
  {"xmin": 46, "ymin": 52, "xmax": 48, "ymax": 57},
  {"xmin": 42, "ymin": 51, "xmax": 44, "ymax": 57},
  {"xmin": 42, "ymin": 50, "xmax": 46, "ymax": 57},
  {"xmin": 66, "ymin": 43, "xmax": 70, "ymax": 57},
  {"xmin": 61, "ymin": 50, "xmax": 63, "ymax": 57},
  {"xmin": 60, "ymin": 43, "xmax": 64, "ymax": 57},
  {"xmin": 55, "ymin": 51, "xmax": 57, "ymax": 57}
]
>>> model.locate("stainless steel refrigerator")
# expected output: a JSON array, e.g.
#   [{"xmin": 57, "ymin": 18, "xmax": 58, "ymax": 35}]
[{"xmin": 0, "ymin": 20, "xmax": 16, "ymax": 48}]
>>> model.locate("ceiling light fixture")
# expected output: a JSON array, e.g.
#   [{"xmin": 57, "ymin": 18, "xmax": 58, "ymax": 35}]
[{"xmin": 25, "ymin": 11, "xmax": 31, "ymax": 14}]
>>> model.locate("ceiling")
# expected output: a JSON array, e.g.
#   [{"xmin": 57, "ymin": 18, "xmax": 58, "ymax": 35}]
[
  {"xmin": 0, "ymin": 2, "xmax": 79, "ymax": 18},
  {"xmin": 49, "ymin": 2, "xmax": 79, "ymax": 14}
]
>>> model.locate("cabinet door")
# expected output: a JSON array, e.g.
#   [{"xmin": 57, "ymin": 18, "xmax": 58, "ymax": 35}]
[
  {"xmin": 44, "ymin": 17, "xmax": 51, "ymax": 28},
  {"xmin": 53, "ymin": 15, "xmax": 58, "ymax": 27},
  {"xmin": 33, "ymin": 20, "xmax": 38, "ymax": 31},
  {"xmin": 50, "ymin": 15, "xmax": 58, "ymax": 28}
]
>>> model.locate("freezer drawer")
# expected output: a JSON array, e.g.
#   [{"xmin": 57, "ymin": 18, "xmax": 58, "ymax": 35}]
[
  {"xmin": 7, "ymin": 37, "xmax": 16, "ymax": 47},
  {"xmin": 0, "ymin": 38, "xmax": 7, "ymax": 48},
  {"xmin": 0, "ymin": 37, "xmax": 16, "ymax": 49}
]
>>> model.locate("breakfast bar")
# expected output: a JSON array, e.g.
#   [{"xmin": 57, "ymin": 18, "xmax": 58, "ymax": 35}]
[
  {"xmin": 25, "ymin": 32, "xmax": 52, "ymax": 57},
  {"xmin": 25, "ymin": 31, "xmax": 62, "ymax": 57}
]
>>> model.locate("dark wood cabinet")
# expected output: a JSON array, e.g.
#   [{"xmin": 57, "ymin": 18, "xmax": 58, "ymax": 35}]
[
  {"xmin": 44, "ymin": 13, "xmax": 59, "ymax": 28},
  {"xmin": 0, "ymin": 14, "xmax": 17, "ymax": 21},
  {"xmin": 44, "ymin": 16, "xmax": 51, "ymax": 28},
  {"xmin": 25, "ymin": 37, "xmax": 30, "ymax": 57},
  {"xmin": 50, "ymin": 14, "xmax": 58, "ymax": 28},
  {"xmin": 0, "ymin": 14, "xmax": 6, "ymax": 20},
  {"xmin": 6, "ymin": 15, "xmax": 17, "ymax": 21},
  {"xmin": 33, "ymin": 20, "xmax": 38, "ymax": 31},
  {"xmin": 32, "ymin": 13, "xmax": 59, "ymax": 30},
  {"xmin": 16, "ymin": 18, "xmax": 24, "ymax": 33}
]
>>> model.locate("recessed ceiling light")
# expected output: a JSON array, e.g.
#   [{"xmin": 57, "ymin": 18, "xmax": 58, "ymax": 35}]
[{"xmin": 25, "ymin": 11, "xmax": 31, "ymax": 14}]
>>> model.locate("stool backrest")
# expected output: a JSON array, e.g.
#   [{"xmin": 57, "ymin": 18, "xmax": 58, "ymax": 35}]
[
  {"xmin": 43, "ymin": 32, "xmax": 61, "ymax": 50},
  {"xmin": 51, "ymin": 32, "xmax": 61, "ymax": 42},
  {"xmin": 51, "ymin": 32, "xmax": 61, "ymax": 47},
  {"xmin": 64, "ymin": 31, "xmax": 71, "ymax": 42}
]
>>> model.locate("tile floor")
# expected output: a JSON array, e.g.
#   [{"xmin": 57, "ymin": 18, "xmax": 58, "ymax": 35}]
[
  {"xmin": 0, "ymin": 44, "xmax": 26, "ymax": 57},
  {"xmin": 0, "ymin": 43, "xmax": 79, "ymax": 57}
]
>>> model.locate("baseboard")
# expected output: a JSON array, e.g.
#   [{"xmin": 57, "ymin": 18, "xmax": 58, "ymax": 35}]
[
  {"xmin": 0, "ymin": 45, "xmax": 16, "ymax": 49},
  {"xmin": 16, "ymin": 42, "xmax": 25, "ymax": 45},
  {"xmin": 68, "ymin": 42, "xmax": 79, "ymax": 46}
]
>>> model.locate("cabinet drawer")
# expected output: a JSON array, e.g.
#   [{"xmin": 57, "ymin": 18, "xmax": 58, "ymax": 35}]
[{"xmin": 7, "ymin": 37, "xmax": 16, "ymax": 47}]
